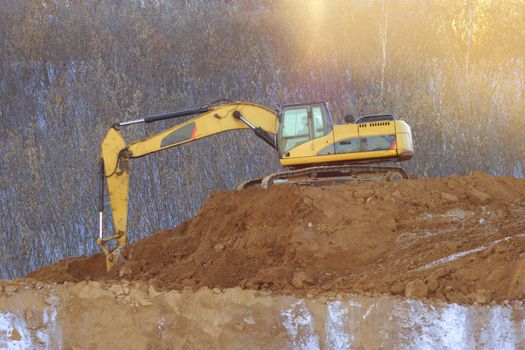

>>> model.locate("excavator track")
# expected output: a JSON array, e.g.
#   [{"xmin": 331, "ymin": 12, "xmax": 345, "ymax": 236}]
[{"xmin": 238, "ymin": 165, "xmax": 408, "ymax": 190}]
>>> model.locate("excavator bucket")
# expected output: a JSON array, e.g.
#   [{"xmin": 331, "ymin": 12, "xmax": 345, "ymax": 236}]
[{"xmin": 107, "ymin": 246, "xmax": 126, "ymax": 271}]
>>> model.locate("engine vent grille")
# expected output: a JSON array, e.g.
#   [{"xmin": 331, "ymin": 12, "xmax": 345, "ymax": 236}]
[
  {"xmin": 358, "ymin": 121, "xmax": 391, "ymax": 128},
  {"xmin": 355, "ymin": 114, "xmax": 396, "ymax": 124}
]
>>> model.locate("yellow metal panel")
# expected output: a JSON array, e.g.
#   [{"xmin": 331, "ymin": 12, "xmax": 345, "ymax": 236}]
[
  {"xmin": 332, "ymin": 124, "xmax": 359, "ymax": 142},
  {"xmin": 394, "ymin": 120, "xmax": 414, "ymax": 158},
  {"xmin": 282, "ymin": 139, "xmax": 315, "ymax": 158},
  {"xmin": 312, "ymin": 131, "xmax": 335, "ymax": 155},
  {"xmin": 280, "ymin": 150, "xmax": 399, "ymax": 167},
  {"xmin": 357, "ymin": 121, "xmax": 396, "ymax": 137}
]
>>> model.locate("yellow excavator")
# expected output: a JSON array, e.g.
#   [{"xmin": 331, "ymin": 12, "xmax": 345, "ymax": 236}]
[{"xmin": 98, "ymin": 100, "xmax": 413, "ymax": 270}]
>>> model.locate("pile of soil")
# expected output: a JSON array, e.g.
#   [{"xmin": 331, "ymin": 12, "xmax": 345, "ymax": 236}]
[{"xmin": 28, "ymin": 173, "xmax": 525, "ymax": 304}]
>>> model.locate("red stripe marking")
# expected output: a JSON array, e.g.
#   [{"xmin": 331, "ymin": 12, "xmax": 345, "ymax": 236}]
[
  {"xmin": 191, "ymin": 125, "xmax": 198, "ymax": 139},
  {"xmin": 390, "ymin": 139, "xmax": 397, "ymax": 150}
]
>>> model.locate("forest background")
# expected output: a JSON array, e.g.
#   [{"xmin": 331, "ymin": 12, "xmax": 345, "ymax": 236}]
[{"xmin": 1, "ymin": 0, "xmax": 524, "ymax": 278}]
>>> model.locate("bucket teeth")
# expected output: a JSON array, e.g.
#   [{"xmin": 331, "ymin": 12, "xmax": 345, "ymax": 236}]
[{"xmin": 106, "ymin": 246, "xmax": 126, "ymax": 271}]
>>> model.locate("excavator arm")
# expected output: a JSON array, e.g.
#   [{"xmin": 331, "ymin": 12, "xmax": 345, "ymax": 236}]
[{"xmin": 98, "ymin": 102, "xmax": 278, "ymax": 270}]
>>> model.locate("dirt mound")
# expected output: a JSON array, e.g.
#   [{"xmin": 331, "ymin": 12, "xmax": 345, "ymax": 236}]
[{"xmin": 28, "ymin": 173, "xmax": 525, "ymax": 304}]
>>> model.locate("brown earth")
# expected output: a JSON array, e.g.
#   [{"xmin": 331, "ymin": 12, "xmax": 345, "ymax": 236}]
[{"xmin": 26, "ymin": 173, "xmax": 525, "ymax": 305}]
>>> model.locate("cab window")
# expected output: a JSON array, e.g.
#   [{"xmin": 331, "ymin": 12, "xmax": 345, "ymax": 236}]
[
  {"xmin": 312, "ymin": 106, "xmax": 325, "ymax": 138},
  {"xmin": 278, "ymin": 103, "xmax": 333, "ymax": 155},
  {"xmin": 279, "ymin": 107, "xmax": 310, "ymax": 154},
  {"xmin": 282, "ymin": 107, "xmax": 309, "ymax": 137}
]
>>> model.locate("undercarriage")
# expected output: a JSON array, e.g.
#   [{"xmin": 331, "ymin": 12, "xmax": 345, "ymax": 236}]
[{"xmin": 238, "ymin": 164, "xmax": 408, "ymax": 189}]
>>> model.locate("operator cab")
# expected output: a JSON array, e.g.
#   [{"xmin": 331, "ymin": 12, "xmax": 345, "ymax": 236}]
[{"xmin": 277, "ymin": 101, "xmax": 333, "ymax": 156}]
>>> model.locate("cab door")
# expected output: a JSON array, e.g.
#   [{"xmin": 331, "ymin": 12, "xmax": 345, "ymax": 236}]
[
  {"xmin": 277, "ymin": 106, "xmax": 315, "ymax": 157},
  {"xmin": 311, "ymin": 104, "xmax": 335, "ymax": 156},
  {"xmin": 277, "ymin": 103, "xmax": 335, "ymax": 159}
]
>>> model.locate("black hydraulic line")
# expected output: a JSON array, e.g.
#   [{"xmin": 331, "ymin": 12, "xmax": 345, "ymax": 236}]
[
  {"xmin": 143, "ymin": 106, "xmax": 211, "ymax": 123},
  {"xmin": 254, "ymin": 127, "xmax": 277, "ymax": 149},
  {"xmin": 118, "ymin": 106, "xmax": 213, "ymax": 127},
  {"xmin": 233, "ymin": 110, "xmax": 276, "ymax": 149},
  {"xmin": 117, "ymin": 99, "xmax": 234, "ymax": 127}
]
